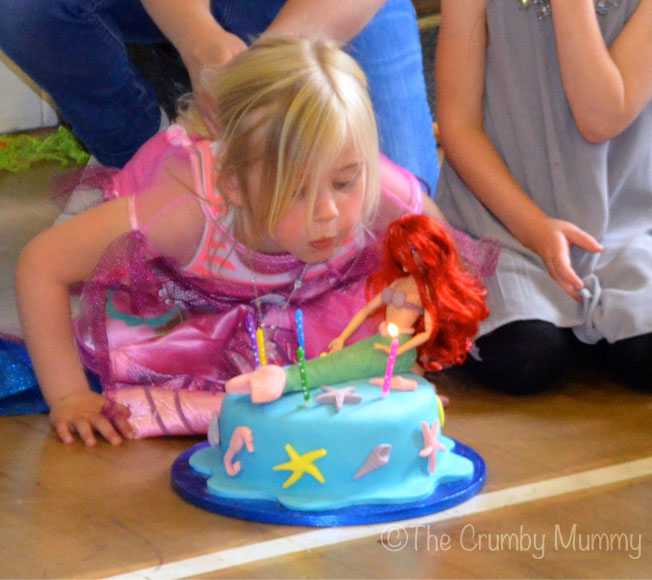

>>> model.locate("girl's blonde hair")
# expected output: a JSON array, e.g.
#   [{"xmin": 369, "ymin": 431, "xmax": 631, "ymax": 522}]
[{"xmin": 179, "ymin": 36, "xmax": 380, "ymax": 248}]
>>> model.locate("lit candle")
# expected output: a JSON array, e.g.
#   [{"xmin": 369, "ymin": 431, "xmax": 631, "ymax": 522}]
[
  {"xmin": 382, "ymin": 323, "xmax": 399, "ymax": 397},
  {"xmin": 245, "ymin": 314, "xmax": 260, "ymax": 368},
  {"xmin": 256, "ymin": 327, "xmax": 267, "ymax": 367},
  {"xmin": 295, "ymin": 309, "xmax": 305, "ymax": 351},
  {"xmin": 296, "ymin": 346, "xmax": 311, "ymax": 404}
]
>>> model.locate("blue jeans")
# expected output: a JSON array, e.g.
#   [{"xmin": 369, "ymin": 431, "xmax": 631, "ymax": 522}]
[{"xmin": 0, "ymin": 0, "xmax": 438, "ymax": 192}]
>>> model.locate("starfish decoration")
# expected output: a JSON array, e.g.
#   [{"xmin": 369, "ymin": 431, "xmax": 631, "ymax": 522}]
[
  {"xmin": 419, "ymin": 420, "xmax": 446, "ymax": 474},
  {"xmin": 369, "ymin": 376, "xmax": 417, "ymax": 391},
  {"xmin": 314, "ymin": 386, "xmax": 362, "ymax": 412},
  {"xmin": 273, "ymin": 444, "xmax": 327, "ymax": 488}
]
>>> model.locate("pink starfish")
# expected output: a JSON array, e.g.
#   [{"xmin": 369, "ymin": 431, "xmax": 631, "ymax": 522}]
[
  {"xmin": 369, "ymin": 375, "xmax": 417, "ymax": 391},
  {"xmin": 419, "ymin": 420, "xmax": 446, "ymax": 474}
]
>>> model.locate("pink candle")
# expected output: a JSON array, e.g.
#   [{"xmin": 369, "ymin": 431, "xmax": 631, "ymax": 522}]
[{"xmin": 382, "ymin": 323, "xmax": 399, "ymax": 396}]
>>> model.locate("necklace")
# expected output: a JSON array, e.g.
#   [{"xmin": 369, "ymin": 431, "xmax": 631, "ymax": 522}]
[
  {"xmin": 516, "ymin": 0, "xmax": 621, "ymax": 21},
  {"xmin": 249, "ymin": 260, "xmax": 310, "ymax": 360}
]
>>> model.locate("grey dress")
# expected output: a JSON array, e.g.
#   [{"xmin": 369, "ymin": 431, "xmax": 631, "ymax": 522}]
[{"xmin": 436, "ymin": 0, "xmax": 652, "ymax": 345}]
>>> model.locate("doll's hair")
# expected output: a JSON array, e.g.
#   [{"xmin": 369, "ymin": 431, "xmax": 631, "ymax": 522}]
[
  {"xmin": 179, "ymin": 36, "xmax": 380, "ymax": 249},
  {"xmin": 367, "ymin": 214, "xmax": 489, "ymax": 371}
]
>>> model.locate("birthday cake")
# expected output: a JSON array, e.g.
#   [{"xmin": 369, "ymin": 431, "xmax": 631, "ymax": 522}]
[{"xmin": 186, "ymin": 373, "xmax": 477, "ymax": 513}]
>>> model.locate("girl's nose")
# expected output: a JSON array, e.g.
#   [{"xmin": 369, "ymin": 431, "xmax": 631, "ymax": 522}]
[{"xmin": 313, "ymin": 190, "xmax": 339, "ymax": 222}]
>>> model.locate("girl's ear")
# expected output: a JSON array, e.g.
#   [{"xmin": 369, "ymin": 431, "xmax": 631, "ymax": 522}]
[{"xmin": 221, "ymin": 174, "xmax": 245, "ymax": 207}]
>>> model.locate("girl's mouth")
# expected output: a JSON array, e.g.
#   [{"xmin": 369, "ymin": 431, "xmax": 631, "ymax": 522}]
[{"xmin": 309, "ymin": 237, "xmax": 335, "ymax": 251}]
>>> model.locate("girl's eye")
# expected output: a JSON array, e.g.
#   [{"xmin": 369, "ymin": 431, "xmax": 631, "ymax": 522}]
[
  {"xmin": 333, "ymin": 163, "xmax": 362, "ymax": 191},
  {"xmin": 334, "ymin": 179, "xmax": 353, "ymax": 190},
  {"xmin": 333, "ymin": 174, "xmax": 359, "ymax": 191}
]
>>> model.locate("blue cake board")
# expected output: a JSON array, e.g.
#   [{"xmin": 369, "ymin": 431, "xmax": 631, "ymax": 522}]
[{"xmin": 171, "ymin": 440, "xmax": 485, "ymax": 527}]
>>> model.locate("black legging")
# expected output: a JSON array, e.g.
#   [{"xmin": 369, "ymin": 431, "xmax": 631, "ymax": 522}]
[
  {"xmin": 597, "ymin": 333, "xmax": 652, "ymax": 393},
  {"xmin": 463, "ymin": 320, "xmax": 651, "ymax": 394}
]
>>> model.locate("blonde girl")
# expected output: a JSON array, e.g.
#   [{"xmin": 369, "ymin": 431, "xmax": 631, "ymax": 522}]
[{"xmin": 16, "ymin": 36, "xmax": 440, "ymax": 445}]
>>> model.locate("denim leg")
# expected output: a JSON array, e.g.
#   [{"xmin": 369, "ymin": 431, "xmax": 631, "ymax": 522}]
[
  {"xmin": 210, "ymin": 0, "xmax": 282, "ymax": 39},
  {"xmin": 0, "ymin": 0, "xmax": 437, "ymax": 178},
  {"xmin": 350, "ymin": 0, "xmax": 439, "ymax": 195},
  {"xmin": 0, "ymin": 0, "xmax": 164, "ymax": 167}
]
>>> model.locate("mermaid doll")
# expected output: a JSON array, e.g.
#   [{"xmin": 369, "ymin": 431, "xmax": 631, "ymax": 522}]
[{"xmin": 226, "ymin": 214, "xmax": 491, "ymax": 403}]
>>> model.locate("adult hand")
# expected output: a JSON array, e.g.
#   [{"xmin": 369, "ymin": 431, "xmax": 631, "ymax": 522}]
[
  {"xmin": 180, "ymin": 30, "xmax": 247, "ymax": 138},
  {"xmin": 527, "ymin": 217, "xmax": 603, "ymax": 301},
  {"xmin": 49, "ymin": 390, "xmax": 133, "ymax": 446}
]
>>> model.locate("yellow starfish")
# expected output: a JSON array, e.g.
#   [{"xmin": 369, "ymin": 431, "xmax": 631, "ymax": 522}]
[{"xmin": 273, "ymin": 444, "xmax": 327, "ymax": 488}]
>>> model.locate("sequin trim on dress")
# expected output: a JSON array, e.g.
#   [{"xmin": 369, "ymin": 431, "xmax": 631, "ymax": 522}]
[{"xmin": 515, "ymin": 0, "xmax": 621, "ymax": 21}]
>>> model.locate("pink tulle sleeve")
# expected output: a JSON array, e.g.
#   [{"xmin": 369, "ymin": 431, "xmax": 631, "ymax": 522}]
[{"xmin": 112, "ymin": 140, "xmax": 209, "ymax": 266}]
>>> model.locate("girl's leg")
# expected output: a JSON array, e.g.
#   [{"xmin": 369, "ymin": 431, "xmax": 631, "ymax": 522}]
[
  {"xmin": 464, "ymin": 320, "xmax": 576, "ymax": 395},
  {"xmin": 0, "ymin": 0, "xmax": 164, "ymax": 167},
  {"xmin": 597, "ymin": 334, "xmax": 652, "ymax": 393}
]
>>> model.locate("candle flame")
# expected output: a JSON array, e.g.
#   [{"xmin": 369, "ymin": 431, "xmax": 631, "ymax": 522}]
[{"xmin": 387, "ymin": 322, "xmax": 399, "ymax": 338}]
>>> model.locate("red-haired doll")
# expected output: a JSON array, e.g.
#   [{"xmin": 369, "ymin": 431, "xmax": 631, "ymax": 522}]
[
  {"xmin": 227, "ymin": 214, "xmax": 490, "ymax": 402},
  {"xmin": 331, "ymin": 213, "xmax": 489, "ymax": 370}
]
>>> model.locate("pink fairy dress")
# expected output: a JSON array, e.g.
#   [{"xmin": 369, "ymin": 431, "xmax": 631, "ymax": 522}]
[{"xmin": 72, "ymin": 125, "xmax": 423, "ymax": 434}]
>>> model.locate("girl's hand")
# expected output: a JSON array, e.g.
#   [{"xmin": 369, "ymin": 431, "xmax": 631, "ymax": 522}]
[
  {"xmin": 526, "ymin": 217, "xmax": 603, "ymax": 301},
  {"xmin": 328, "ymin": 336, "xmax": 345, "ymax": 354},
  {"xmin": 49, "ymin": 391, "xmax": 133, "ymax": 447}
]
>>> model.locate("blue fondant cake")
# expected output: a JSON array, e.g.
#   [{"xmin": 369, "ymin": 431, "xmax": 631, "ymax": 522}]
[{"xmin": 188, "ymin": 374, "xmax": 475, "ymax": 512}]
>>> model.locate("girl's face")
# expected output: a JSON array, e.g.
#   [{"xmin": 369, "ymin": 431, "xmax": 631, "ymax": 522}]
[{"xmin": 247, "ymin": 140, "xmax": 367, "ymax": 263}]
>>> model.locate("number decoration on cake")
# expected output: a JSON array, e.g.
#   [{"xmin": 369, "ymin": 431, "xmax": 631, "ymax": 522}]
[
  {"xmin": 273, "ymin": 444, "xmax": 328, "ymax": 488},
  {"xmin": 314, "ymin": 385, "xmax": 362, "ymax": 412}
]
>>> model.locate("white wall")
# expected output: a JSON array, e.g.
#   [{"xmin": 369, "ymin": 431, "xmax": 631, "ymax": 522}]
[{"xmin": 0, "ymin": 51, "xmax": 59, "ymax": 133}]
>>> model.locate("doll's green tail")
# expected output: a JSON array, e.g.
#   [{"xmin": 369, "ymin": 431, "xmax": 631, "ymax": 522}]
[{"xmin": 283, "ymin": 334, "xmax": 416, "ymax": 393}]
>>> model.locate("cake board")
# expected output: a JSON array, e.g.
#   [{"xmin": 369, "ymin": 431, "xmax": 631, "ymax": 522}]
[{"xmin": 171, "ymin": 439, "xmax": 486, "ymax": 527}]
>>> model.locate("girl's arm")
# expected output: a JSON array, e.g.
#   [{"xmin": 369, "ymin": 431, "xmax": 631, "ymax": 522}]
[
  {"xmin": 328, "ymin": 293, "xmax": 384, "ymax": 353},
  {"xmin": 437, "ymin": 0, "xmax": 601, "ymax": 300},
  {"xmin": 550, "ymin": 0, "xmax": 652, "ymax": 142},
  {"xmin": 15, "ymin": 200, "xmax": 133, "ymax": 446}
]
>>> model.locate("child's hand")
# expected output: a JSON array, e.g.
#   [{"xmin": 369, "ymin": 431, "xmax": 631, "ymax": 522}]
[
  {"xmin": 527, "ymin": 217, "xmax": 603, "ymax": 301},
  {"xmin": 49, "ymin": 391, "xmax": 133, "ymax": 447}
]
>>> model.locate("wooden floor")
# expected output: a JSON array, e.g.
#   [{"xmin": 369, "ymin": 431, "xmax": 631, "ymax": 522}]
[
  {"xmin": 1, "ymin": 157, "xmax": 651, "ymax": 579},
  {"xmin": 1, "ymin": 367, "xmax": 650, "ymax": 579}
]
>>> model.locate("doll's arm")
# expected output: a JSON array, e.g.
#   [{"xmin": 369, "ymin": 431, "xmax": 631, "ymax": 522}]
[
  {"xmin": 437, "ymin": 0, "xmax": 602, "ymax": 300},
  {"xmin": 15, "ymin": 199, "xmax": 134, "ymax": 446},
  {"xmin": 374, "ymin": 310, "xmax": 434, "ymax": 356},
  {"xmin": 550, "ymin": 0, "xmax": 652, "ymax": 142},
  {"xmin": 329, "ymin": 292, "xmax": 384, "ymax": 353}
]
